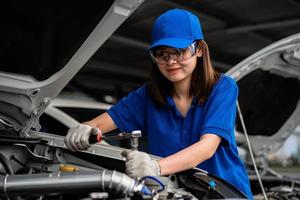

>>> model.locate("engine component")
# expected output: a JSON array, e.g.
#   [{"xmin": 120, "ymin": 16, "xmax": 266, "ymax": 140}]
[{"xmin": 0, "ymin": 170, "xmax": 151, "ymax": 197}]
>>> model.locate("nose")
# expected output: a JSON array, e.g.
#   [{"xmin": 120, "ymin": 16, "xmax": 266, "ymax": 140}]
[{"xmin": 165, "ymin": 55, "xmax": 177, "ymax": 65}]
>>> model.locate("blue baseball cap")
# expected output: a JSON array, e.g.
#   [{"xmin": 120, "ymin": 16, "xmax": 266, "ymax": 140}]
[{"xmin": 149, "ymin": 9, "xmax": 204, "ymax": 50}]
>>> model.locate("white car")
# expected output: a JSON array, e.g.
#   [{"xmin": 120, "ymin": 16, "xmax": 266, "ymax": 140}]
[{"xmin": 226, "ymin": 33, "xmax": 300, "ymax": 199}]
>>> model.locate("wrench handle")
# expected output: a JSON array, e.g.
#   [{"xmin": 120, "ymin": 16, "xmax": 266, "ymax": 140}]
[
  {"xmin": 89, "ymin": 127, "xmax": 102, "ymax": 144},
  {"xmin": 88, "ymin": 134, "xmax": 100, "ymax": 144}
]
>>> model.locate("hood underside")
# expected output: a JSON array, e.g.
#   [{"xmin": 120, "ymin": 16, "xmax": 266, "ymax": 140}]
[
  {"xmin": 236, "ymin": 69, "xmax": 300, "ymax": 136},
  {"xmin": 227, "ymin": 33, "xmax": 300, "ymax": 154},
  {"xmin": 0, "ymin": 0, "xmax": 144, "ymax": 136}
]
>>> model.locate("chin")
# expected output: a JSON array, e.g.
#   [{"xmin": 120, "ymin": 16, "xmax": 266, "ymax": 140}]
[{"xmin": 167, "ymin": 76, "xmax": 184, "ymax": 82}]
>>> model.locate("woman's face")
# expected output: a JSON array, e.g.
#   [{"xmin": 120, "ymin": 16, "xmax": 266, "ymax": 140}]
[{"xmin": 155, "ymin": 45, "xmax": 203, "ymax": 83}]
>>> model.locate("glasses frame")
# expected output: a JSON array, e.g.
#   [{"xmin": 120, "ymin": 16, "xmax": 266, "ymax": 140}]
[{"xmin": 149, "ymin": 42, "xmax": 198, "ymax": 65}]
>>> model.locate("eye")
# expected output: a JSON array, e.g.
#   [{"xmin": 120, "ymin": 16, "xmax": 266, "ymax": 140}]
[
  {"xmin": 178, "ymin": 48, "xmax": 190, "ymax": 54},
  {"xmin": 155, "ymin": 51, "xmax": 165, "ymax": 57},
  {"xmin": 153, "ymin": 49, "xmax": 165, "ymax": 57}
]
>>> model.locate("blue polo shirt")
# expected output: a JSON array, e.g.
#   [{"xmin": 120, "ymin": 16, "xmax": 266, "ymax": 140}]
[{"xmin": 107, "ymin": 75, "xmax": 253, "ymax": 199}]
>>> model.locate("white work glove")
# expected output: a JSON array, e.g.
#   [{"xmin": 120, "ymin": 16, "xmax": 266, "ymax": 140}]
[
  {"xmin": 122, "ymin": 150, "xmax": 160, "ymax": 178},
  {"xmin": 64, "ymin": 124, "xmax": 99, "ymax": 152}
]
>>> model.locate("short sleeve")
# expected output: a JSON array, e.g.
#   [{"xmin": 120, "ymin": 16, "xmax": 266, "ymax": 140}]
[
  {"xmin": 107, "ymin": 85, "xmax": 147, "ymax": 132},
  {"xmin": 200, "ymin": 80, "xmax": 238, "ymax": 146}
]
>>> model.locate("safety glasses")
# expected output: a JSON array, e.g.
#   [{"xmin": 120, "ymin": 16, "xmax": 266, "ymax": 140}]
[{"xmin": 149, "ymin": 42, "xmax": 197, "ymax": 65}]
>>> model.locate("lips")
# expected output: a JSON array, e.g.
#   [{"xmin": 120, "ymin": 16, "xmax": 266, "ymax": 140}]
[{"xmin": 167, "ymin": 68, "xmax": 181, "ymax": 72}]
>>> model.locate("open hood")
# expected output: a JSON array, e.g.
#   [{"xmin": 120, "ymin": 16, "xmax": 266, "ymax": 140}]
[
  {"xmin": 0, "ymin": 0, "xmax": 144, "ymax": 137},
  {"xmin": 226, "ymin": 33, "xmax": 300, "ymax": 156}
]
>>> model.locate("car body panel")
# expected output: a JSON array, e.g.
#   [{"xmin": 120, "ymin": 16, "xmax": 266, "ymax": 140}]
[
  {"xmin": 226, "ymin": 33, "xmax": 300, "ymax": 157},
  {"xmin": 0, "ymin": 0, "xmax": 144, "ymax": 137},
  {"xmin": 44, "ymin": 97, "xmax": 112, "ymax": 129}
]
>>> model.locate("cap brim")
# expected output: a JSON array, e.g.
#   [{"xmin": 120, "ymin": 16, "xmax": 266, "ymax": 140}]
[{"xmin": 148, "ymin": 38, "xmax": 194, "ymax": 50}]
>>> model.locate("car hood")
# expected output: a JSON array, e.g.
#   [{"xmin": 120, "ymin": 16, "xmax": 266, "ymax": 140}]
[
  {"xmin": 226, "ymin": 33, "xmax": 300, "ymax": 156},
  {"xmin": 0, "ymin": 0, "xmax": 144, "ymax": 137}
]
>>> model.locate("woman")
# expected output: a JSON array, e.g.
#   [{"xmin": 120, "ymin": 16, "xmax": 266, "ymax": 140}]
[{"xmin": 65, "ymin": 9, "xmax": 253, "ymax": 199}]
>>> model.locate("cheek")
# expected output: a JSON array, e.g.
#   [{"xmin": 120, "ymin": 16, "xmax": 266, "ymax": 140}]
[
  {"xmin": 157, "ymin": 66, "xmax": 169, "ymax": 77},
  {"xmin": 190, "ymin": 60, "xmax": 198, "ymax": 70},
  {"xmin": 181, "ymin": 58, "xmax": 197, "ymax": 71},
  {"xmin": 190, "ymin": 56, "xmax": 198, "ymax": 66}
]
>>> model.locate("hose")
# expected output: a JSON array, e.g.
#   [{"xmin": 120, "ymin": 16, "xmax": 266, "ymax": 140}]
[
  {"xmin": 0, "ymin": 153, "xmax": 14, "ymax": 175},
  {"xmin": 0, "ymin": 170, "xmax": 150, "ymax": 197}
]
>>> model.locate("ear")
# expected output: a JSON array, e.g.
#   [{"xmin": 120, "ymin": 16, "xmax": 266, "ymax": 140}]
[{"xmin": 196, "ymin": 47, "xmax": 203, "ymax": 57}]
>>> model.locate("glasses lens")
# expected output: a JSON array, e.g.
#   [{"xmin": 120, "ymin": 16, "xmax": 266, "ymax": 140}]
[
  {"xmin": 150, "ymin": 42, "xmax": 197, "ymax": 64},
  {"xmin": 150, "ymin": 48, "xmax": 182, "ymax": 64},
  {"xmin": 177, "ymin": 42, "xmax": 197, "ymax": 62}
]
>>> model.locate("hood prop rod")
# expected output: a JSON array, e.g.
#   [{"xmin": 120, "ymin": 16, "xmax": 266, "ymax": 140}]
[{"xmin": 237, "ymin": 101, "xmax": 268, "ymax": 200}]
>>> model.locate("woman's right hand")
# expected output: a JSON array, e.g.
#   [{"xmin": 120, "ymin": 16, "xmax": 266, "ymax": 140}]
[{"xmin": 64, "ymin": 124, "xmax": 99, "ymax": 152}]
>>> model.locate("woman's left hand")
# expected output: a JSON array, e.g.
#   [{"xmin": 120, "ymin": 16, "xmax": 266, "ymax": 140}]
[{"xmin": 122, "ymin": 150, "xmax": 160, "ymax": 178}]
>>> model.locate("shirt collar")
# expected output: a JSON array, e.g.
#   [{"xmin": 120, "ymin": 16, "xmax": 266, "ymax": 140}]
[
  {"xmin": 165, "ymin": 95, "xmax": 175, "ymax": 109},
  {"xmin": 165, "ymin": 95, "xmax": 198, "ymax": 109}
]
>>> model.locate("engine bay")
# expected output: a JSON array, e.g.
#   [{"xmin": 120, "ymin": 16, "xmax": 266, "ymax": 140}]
[{"xmin": 0, "ymin": 129, "xmax": 246, "ymax": 200}]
